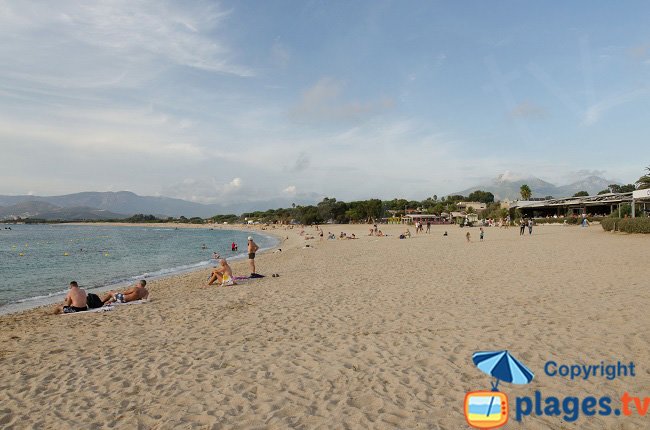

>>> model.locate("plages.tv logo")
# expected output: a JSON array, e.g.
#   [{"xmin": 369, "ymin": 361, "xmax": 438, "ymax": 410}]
[{"xmin": 464, "ymin": 350, "xmax": 534, "ymax": 429}]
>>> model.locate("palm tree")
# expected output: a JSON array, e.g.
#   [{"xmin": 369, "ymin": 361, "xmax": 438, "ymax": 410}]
[
  {"xmin": 636, "ymin": 166, "xmax": 650, "ymax": 190},
  {"xmin": 520, "ymin": 184, "xmax": 532, "ymax": 200}
]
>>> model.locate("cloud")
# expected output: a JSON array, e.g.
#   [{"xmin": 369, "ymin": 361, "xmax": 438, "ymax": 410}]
[
  {"xmin": 161, "ymin": 177, "xmax": 243, "ymax": 203},
  {"xmin": 283, "ymin": 185, "xmax": 297, "ymax": 195},
  {"xmin": 291, "ymin": 153, "xmax": 310, "ymax": 172},
  {"xmin": 582, "ymin": 87, "xmax": 650, "ymax": 126},
  {"xmin": 290, "ymin": 77, "xmax": 394, "ymax": 124},
  {"xmin": 0, "ymin": 0, "xmax": 252, "ymax": 93},
  {"xmin": 509, "ymin": 101, "xmax": 547, "ymax": 119}
]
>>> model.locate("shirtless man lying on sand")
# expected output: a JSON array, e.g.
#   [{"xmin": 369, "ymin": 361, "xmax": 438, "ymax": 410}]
[
  {"xmin": 205, "ymin": 259, "xmax": 235, "ymax": 287},
  {"xmin": 53, "ymin": 281, "xmax": 88, "ymax": 314},
  {"xmin": 101, "ymin": 280, "xmax": 149, "ymax": 304}
]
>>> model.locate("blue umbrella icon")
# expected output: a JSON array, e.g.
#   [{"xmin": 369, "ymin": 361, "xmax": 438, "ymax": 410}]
[{"xmin": 472, "ymin": 350, "xmax": 534, "ymax": 417}]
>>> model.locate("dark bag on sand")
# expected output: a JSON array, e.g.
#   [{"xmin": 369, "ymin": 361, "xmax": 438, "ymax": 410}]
[{"xmin": 87, "ymin": 293, "xmax": 103, "ymax": 309}]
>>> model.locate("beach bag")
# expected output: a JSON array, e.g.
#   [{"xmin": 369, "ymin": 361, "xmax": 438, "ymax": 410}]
[{"xmin": 87, "ymin": 293, "xmax": 103, "ymax": 309}]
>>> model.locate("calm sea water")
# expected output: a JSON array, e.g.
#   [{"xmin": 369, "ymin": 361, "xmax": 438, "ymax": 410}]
[{"xmin": 0, "ymin": 224, "xmax": 276, "ymax": 313}]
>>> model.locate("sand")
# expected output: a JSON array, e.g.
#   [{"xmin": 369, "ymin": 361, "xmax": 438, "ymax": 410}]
[{"xmin": 1, "ymin": 223, "xmax": 649, "ymax": 429}]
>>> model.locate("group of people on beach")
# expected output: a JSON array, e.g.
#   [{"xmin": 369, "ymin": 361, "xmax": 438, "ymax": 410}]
[
  {"xmin": 53, "ymin": 280, "xmax": 149, "ymax": 314},
  {"xmin": 205, "ymin": 236, "xmax": 259, "ymax": 287},
  {"xmin": 53, "ymin": 237, "xmax": 261, "ymax": 313}
]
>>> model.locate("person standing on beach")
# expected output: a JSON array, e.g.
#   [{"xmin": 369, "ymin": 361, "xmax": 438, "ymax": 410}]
[
  {"xmin": 53, "ymin": 281, "xmax": 88, "ymax": 314},
  {"xmin": 466, "ymin": 231, "xmax": 471, "ymax": 242},
  {"xmin": 426, "ymin": 220, "xmax": 431, "ymax": 233},
  {"xmin": 519, "ymin": 219, "xmax": 526, "ymax": 236},
  {"xmin": 480, "ymin": 227, "xmax": 484, "ymax": 241},
  {"xmin": 247, "ymin": 237, "xmax": 259, "ymax": 275},
  {"xmin": 528, "ymin": 219, "xmax": 533, "ymax": 235}
]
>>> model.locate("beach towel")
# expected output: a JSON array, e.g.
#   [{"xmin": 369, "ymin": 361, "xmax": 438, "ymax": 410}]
[{"xmin": 62, "ymin": 299, "xmax": 149, "ymax": 315}]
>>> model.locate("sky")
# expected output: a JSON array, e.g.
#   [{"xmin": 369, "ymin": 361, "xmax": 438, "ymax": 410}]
[{"xmin": 1, "ymin": 0, "xmax": 649, "ymax": 207}]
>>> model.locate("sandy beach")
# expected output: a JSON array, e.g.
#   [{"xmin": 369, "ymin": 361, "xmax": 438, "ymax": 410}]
[{"xmin": 1, "ymin": 223, "xmax": 649, "ymax": 429}]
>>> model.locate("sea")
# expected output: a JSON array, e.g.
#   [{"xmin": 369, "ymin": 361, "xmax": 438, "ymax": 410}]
[{"xmin": 0, "ymin": 224, "xmax": 277, "ymax": 315}]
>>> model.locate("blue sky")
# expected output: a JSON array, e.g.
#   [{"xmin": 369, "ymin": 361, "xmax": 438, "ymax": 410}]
[{"xmin": 0, "ymin": 1, "xmax": 648, "ymax": 206}]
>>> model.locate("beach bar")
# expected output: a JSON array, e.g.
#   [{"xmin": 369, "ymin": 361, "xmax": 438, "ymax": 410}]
[{"xmin": 511, "ymin": 192, "xmax": 634, "ymax": 218}]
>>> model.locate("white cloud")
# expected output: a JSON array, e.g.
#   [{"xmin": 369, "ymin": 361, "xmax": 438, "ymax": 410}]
[
  {"xmin": 582, "ymin": 87, "xmax": 650, "ymax": 126},
  {"xmin": 0, "ymin": 0, "xmax": 251, "ymax": 89},
  {"xmin": 283, "ymin": 185, "xmax": 297, "ymax": 195}
]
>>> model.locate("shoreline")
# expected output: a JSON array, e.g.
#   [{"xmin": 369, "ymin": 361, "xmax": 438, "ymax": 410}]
[{"xmin": 0, "ymin": 223, "xmax": 284, "ymax": 316}]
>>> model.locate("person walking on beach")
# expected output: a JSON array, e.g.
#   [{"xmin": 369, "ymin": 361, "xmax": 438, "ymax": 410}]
[
  {"xmin": 426, "ymin": 221, "xmax": 431, "ymax": 234},
  {"xmin": 528, "ymin": 219, "xmax": 533, "ymax": 235},
  {"xmin": 247, "ymin": 237, "xmax": 259, "ymax": 275},
  {"xmin": 480, "ymin": 227, "xmax": 484, "ymax": 241},
  {"xmin": 102, "ymin": 280, "xmax": 149, "ymax": 304},
  {"xmin": 53, "ymin": 281, "xmax": 88, "ymax": 314},
  {"xmin": 466, "ymin": 231, "xmax": 471, "ymax": 242},
  {"xmin": 519, "ymin": 219, "xmax": 526, "ymax": 236}
]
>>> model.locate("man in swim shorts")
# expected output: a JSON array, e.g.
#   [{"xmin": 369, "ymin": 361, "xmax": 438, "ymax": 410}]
[
  {"xmin": 101, "ymin": 280, "xmax": 149, "ymax": 305},
  {"xmin": 206, "ymin": 259, "xmax": 235, "ymax": 287},
  {"xmin": 53, "ymin": 281, "xmax": 88, "ymax": 314},
  {"xmin": 247, "ymin": 236, "xmax": 259, "ymax": 275}
]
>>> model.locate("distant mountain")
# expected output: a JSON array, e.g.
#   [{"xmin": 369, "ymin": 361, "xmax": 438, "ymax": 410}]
[
  {"xmin": 36, "ymin": 206, "xmax": 128, "ymax": 221},
  {"xmin": 0, "ymin": 191, "xmax": 223, "ymax": 218},
  {"xmin": 0, "ymin": 201, "xmax": 62, "ymax": 219},
  {"xmin": 0, "ymin": 200, "xmax": 127, "ymax": 221},
  {"xmin": 453, "ymin": 173, "xmax": 617, "ymax": 200},
  {"xmin": 555, "ymin": 176, "xmax": 613, "ymax": 197},
  {"xmin": 0, "ymin": 191, "xmax": 322, "ymax": 219}
]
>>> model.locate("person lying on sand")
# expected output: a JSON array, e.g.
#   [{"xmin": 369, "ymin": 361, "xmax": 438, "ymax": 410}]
[
  {"xmin": 102, "ymin": 280, "xmax": 149, "ymax": 304},
  {"xmin": 206, "ymin": 259, "xmax": 235, "ymax": 287},
  {"xmin": 53, "ymin": 281, "xmax": 88, "ymax": 314}
]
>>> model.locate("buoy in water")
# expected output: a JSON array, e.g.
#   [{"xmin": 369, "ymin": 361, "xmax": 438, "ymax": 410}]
[
  {"xmin": 19, "ymin": 253, "xmax": 24, "ymax": 256},
  {"xmin": 104, "ymin": 253, "xmax": 109, "ymax": 256},
  {"xmin": 64, "ymin": 252, "xmax": 69, "ymax": 256}
]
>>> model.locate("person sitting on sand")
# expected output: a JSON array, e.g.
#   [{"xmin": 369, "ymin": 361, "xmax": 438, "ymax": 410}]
[
  {"xmin": 102, "ymin": 280, "xmax": 149, "ymax": 304},
  {"xmin": 206, "ymin": 259, "xmax": 235, "ymax": 287},
  {"xmin": 53, "ymin": 281, "xmax": 88, "ymax": 314},
  {"xmin": 404, "ymin": 229, "xmax": 411, "ymax": 238}
]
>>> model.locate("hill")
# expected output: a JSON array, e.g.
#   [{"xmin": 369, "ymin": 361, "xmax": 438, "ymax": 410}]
[
  {"xmin": 453, "ymin": 173, "xmax": 615, "ymax": 200},
  {"xmin": 0, "ymin": 191, "xmax": 321, "ymax": 219}
]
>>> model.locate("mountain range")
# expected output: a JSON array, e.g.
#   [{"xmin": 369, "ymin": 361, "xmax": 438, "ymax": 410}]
[
  {"xmin": 0, "ymin": 191, "xmax": 318, "ymax": 220},
  {"xmin": 0, "ymin": 174, "xmax": 620, "ymax": 221},
  {"xmin": 453, "ymin": 174, "xmax": 616, "ymax": 201}
]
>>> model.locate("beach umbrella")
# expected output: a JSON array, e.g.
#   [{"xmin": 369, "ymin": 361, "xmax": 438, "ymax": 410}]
[
  {"xmin": 472, "ymin": 350, "xmax": 534, "ymax": 388},
  {"xmin": 472, "ymin": 350, "xmax": 534, "ymax": 419}
]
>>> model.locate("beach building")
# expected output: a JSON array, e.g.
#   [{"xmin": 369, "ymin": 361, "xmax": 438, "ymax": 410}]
[
  {"xmin": 511, "ymin": 192, "xmax": 634, "ymax": 218},
  {"xmin": 456, "ymin": 201, "xmax": 487, "ymax": 212},
  {"xmin": 401, "ymin": 214, "xmax": 450, "ymax": 225}
]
